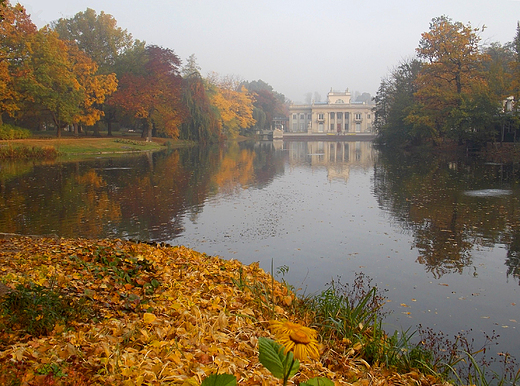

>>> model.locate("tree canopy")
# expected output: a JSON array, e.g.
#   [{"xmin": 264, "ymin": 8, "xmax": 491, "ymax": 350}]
[
  {"xmin": 374, "ymin": 16, "xmax": 519, "ymax": 148},
  {"xmin": 0, "ymin": 2, "xmax": 285, "ymax": 141}
]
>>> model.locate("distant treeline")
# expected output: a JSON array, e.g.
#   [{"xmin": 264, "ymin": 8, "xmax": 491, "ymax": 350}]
[
  {"xmin": 374, "ymin": 16, "xmax": 520, "ymax": 148},
  {"xmin": 0, "ymin": 2, "xmax": 288, "ymax": 142}
]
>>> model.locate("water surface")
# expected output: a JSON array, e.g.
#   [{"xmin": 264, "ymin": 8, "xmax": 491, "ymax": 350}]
[{"xmin": 1, "ymin": 140, "xmax": 518, "ymax": 364}]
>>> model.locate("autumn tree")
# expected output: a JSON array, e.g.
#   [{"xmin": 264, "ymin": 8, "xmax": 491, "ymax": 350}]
[
  {"xmin": 23, "ymin": 28, "xmax": 116, "ymax": 137},
  {"xmin": 406, "ymin": 16, "xmax": 493, "ymax": 145},
  {"xmin": 52, "ymin": 8, "xmax": 133, "ymax": 74},
  {"xmin": 67, "ymin": 42, "xmax": 118, "ymax": 132},
  {"xmin": 207, "ymin": 73, "xmax": 255, "ymax": 138},
  {"xmin": 52, "ymin": 9, "xmax": 139, "ymax": 136},
  {"xmin": 0, "ymin": 1, "xmax": 37, "ymax": 125},
  {"xmin": 109, "ymin": 45, "xmax": 185, "ymax": 141}
]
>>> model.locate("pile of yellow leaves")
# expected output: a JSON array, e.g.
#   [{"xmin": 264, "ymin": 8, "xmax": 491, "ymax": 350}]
[{"xmin": 0, "ymin": 235, "xmax": 438, "ymax": 385}]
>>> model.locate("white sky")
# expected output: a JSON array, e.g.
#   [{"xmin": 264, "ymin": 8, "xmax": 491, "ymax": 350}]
[{"xmin": 17, "ymin": 0, "xmax": 520, "ymax": 103}]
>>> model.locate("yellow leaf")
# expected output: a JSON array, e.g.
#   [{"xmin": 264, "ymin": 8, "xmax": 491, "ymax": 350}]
[
  {"xmin": 181, "ymin": 377, "xmax": 199, "ymax": 386},
  {"xmin": 143, "ymin": 312, "xmax": 157, "ymax": 323}
]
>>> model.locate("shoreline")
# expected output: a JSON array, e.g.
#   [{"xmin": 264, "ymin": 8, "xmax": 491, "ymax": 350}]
[{"xmin": 0, "ymin": 234, "xmax": 442, "ymax": 385}]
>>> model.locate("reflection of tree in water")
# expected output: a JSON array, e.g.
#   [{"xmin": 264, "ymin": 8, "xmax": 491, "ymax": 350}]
[
  {"xmin": 0, "ymin": 143, "xmax": 286, "ymax": 243},
  {"xmin": 505, "ymin": 228, "xmax": 520, "ymax": 284},
  {"xmin": 414, "ymin": 224, "xmax": 473, "ymax": 279},
  {"xmin": 113, "ymin": 143, "xmax": 283, "ymax": 242},
  {"xmin": 373, "ymin": 149, "xmax": 519, "ymax": 278}
]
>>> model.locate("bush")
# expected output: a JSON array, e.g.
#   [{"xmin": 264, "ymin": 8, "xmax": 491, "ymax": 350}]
[
  {"xmin": 0, "ymin": 124, "xmax": 31, "ymax": 140},
  {"xmin": 0, "ymin": 145, "xmax": 58, "ymax": 160}
]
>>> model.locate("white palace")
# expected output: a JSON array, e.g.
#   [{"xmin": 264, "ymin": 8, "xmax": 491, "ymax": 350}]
[{"xmin": 287, "ymin": 89, "xmax": 374, "ymax": 135}]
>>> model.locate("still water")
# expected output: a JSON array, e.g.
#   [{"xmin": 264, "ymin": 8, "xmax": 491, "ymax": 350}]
[{"xmin": 1, "ymin": 140, "xmax": 519, "ymax": 363}]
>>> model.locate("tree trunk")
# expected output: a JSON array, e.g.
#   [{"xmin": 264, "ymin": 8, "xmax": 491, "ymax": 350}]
[
  {"xmin": 93, "ymin": 124, "xmax": 101, "ymax": 137},
  {"xmin": 146, "ymin": 119, "xmax": 152, "ymax": 142},
  {"xmin": 107, "ymin": 120, "xmax": 113, "ymax": 137}
]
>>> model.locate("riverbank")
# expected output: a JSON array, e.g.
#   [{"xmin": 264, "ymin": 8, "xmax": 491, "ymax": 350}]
[
  {"xmin": 0, "ymin": 135, "xmax": 195, "ymax": 160},
  {"xmin": 0, "ymin": 235, "xmax": 442, "ymax": 386}
]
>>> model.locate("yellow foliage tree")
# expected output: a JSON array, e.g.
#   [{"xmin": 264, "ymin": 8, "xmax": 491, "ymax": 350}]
[
  {"xmin": 207, "ymin": 74, "xmax": 255, "ymax": 138},
  {"xmin": 68, "ymin": 43, "xmax": 118, "ymax": 127}
]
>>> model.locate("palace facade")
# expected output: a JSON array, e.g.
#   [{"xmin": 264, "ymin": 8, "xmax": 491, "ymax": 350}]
[{"xmin": 288, "ymin": 89, "xmax": 374, "ymax": 135}]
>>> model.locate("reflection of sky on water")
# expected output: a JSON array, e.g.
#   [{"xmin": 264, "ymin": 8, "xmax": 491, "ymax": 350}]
[
  {"xmin": 464, "ymin": 189, "xmax": 512, "ymax": 197},
  {"xmin": 172, "ymin": 146, "xmax": 520, "ymax": 363},
  {"xmin": 1, "ymin": 141, "xmax": 518, "ymax": 367}
]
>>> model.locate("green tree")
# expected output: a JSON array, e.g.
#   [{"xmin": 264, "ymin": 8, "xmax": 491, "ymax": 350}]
[
  {"xmin": 180, "ymin": 72, "xmax": 221, "ymax": 144},
  {"xmin": 374, "ymin": 59, "xmax": 422, "ymax": 146},
  {"xmin": 241, "ymin": 79, "xmax": 287, "ymax": 131},
  {"xmin": 181, "ymin": 53, "xmax": 201, "ymax": 78},
  {"xmin": 52, "ymin": 8, "xmax": 133, "ymax": 74}
]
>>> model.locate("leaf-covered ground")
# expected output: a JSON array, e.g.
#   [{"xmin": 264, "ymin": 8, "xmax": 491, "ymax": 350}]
[{"xmin": 0, "ymin": 235, "xmax": 439, "ymax": 385}]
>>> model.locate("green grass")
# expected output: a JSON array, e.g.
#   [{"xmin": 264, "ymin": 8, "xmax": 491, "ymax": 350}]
[
  {"xmin": 0, "ymin": 281, "xmax": 92, "ymax": 336},
  {"xmin": 234, "ymin": 269, "xmax": 519, "ymax": 385}
]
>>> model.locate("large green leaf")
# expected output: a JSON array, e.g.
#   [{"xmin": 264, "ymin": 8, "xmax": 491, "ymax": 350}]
[
  {"xmin": 201, "ymin": 373, "xmax": 237, "ymax": 386},
  {"xmin": 258, "ymin": 337, "xmax": 300, "ymax": 380},
  {"xmin": 300, "ymin": 377, "xmax": 335, "ymax": 386}
]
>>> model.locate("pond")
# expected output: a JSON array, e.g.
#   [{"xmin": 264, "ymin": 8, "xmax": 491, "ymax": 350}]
[{"xmin": 0, "ymin": 140, "xmax": 519, "ymax": 367}]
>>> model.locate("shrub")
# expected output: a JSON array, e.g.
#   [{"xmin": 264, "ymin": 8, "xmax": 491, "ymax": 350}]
[
  {"xmin": 0, "ymin": 124, "xmax": 31, "ymax": 140},
  {"xmin": 0, "ymin": 145, "xmax": 58, "ymax": 160}
]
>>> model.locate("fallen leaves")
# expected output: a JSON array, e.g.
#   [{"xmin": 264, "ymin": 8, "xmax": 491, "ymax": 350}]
[{"xmin": 0, "ymin": 235, "xmax": 443, "ymax": 386}]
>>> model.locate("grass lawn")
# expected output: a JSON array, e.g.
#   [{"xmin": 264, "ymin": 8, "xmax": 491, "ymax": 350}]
[{"xmin": 2, "ymin": 133, "xmax": 193, "ymax": 159}]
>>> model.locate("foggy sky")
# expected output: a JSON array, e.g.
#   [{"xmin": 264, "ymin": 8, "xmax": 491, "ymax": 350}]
[{"xmin": 17, "ymin": 0, "xmax": 520, "ymax": 103}]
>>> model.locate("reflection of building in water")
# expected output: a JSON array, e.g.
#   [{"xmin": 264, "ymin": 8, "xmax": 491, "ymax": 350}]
[
  {"xmin": 285, "ymin": 141, "xmax": 375, "ymax": 182},
  {"xmin": 288, "ymin": 89, "xmax": 374, "ymax": 134}
]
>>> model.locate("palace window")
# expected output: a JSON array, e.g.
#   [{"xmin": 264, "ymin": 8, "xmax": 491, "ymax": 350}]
[
  {"xmin": 318, "ymin": 113, "xmax": 324, "ymax": 120},
  {"xmin": 330, "ymin": 112, "xmax": 335, "ymax": 119},
  {"xmin": 367, "ymin": 114, "xmax": 371, "ymax": 119},
  {"xmin": 292, "ymin": 114, "xmax": 297, "ymax": 120},
  {"xmin": 300, "ymin": 114, "xmax": 305, "ymax": 120},
  {"xmin": 307, "ymin": 113, "xmax": 312, "ymax": 119},
  {"xmin": 337, "ymin": 112, "xmax": 343, "ymax": 119},
  {"xmin": 355, "ymin": 113, "xmax": 362, "ymax": 120}
]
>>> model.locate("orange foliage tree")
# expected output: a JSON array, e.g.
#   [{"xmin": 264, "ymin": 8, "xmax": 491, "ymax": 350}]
[
  {"xmin": 110, "ymin": 45, "xmax": 185, "ymax": 140},
  {"xmin": 406, "ymin": 16, "xmax": 492, "ymax": 144},
  {"xmin": 0, "ymin": 1, "xmax": 37, "ymax": 124}
]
